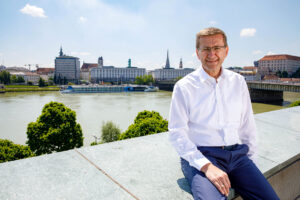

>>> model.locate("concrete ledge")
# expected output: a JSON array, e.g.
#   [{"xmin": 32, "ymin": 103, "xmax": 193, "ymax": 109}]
[{"xmin": 0, "ymin": 107, "xmax": 300, "ymax": 200}]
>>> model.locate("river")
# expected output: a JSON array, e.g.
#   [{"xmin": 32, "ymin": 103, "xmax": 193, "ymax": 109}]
[{"xmin": 0, "ymin": 91, "xmax": 299, "ymax": 146}]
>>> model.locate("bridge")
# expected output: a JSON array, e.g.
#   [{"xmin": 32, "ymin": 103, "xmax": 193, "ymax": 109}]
[{"xmin": 156, "ymin": 80, "xmax": 300, "ymax": 103}]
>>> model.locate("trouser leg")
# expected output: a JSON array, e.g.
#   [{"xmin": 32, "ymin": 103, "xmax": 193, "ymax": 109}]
[
  {"xmin": 228, "ymin": 145, "xmax": 279, "ymax": 200},
  {"xmin": 180, "ymin": 158, "xmax": 227, "ymax": 200}
]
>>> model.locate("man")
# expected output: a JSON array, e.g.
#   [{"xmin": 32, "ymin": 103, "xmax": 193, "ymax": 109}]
[{"xmin": 168, "ymin": 27, "xmax": 279, "ymax": 200}]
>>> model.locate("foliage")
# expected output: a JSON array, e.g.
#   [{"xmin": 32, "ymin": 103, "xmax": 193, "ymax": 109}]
[
  {"xmin": 101, "ymin": 121, "xmax": 121, "ymax": 143},
  {"xmin": 11, "ymin": 75, "xmax": 17, "ymax": 83},
  {"xmin": 282, "ymin": 71, "xmax": 288, "ymax": 78},
  {"xmin": 26, "ymin": 101, "xmax": 84, "ymax": 155},
  {"xmin": 17, "ymin": 76, "xmax": 25, "ymax": 83},
  {"xmin": 0, "ymin": 139, "xmax": 35, "ymax": 163},
  {"xmin": 119, "ymin": 110, "xmax": 168, "ymax": 140},
  {"xmin": 175, "ymin": 76, "xmax": 183, "ymax": 82},
  {"xmin": 135, "ymin": 75, "xmax": 154, "ymax": 85},
  {"xmin": 90, "ymin": 141, "xmax": 98, "ymax": 146},
  {"xmin": 27, "ymin": 81, "xmax": 33, "ymax": 85},
  {"xmin": 38, "ymin": 77, "xmax": 47, "ymax": 87},
  {"xmin": 289, "ymin": 100, "xmax": 300, "ymax": 107},
  {"xmin": 0, "ymin": 71, "xmax": 10, "ymax": 84},
  {"xmin": 275, "ymin": 70, "xmax": 282, "ymax": 78},
  {"xmin": 291, "ymin": 67, "xmax": 300, "ymax": 78}
]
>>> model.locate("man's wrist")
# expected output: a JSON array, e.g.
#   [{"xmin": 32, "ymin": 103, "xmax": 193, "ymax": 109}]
[{"xmin": 200, "ymin": 163, "xmax": 212, "ymax": 173}]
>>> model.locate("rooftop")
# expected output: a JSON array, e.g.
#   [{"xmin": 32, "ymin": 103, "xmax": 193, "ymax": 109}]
[
  {"xmin": 0, "ymin": 107, "xmax": 299, "ymax": 200},
  {"xmin": 259, "ymin": 54, "xmax": 300, "ymax": 61}
]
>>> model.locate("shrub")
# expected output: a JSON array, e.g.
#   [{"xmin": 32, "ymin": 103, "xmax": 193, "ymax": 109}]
[
  {"xmin": 26, "ymin": 101, "xmax": 84, "ymax": 155},
  {"xmin": 0, "ymin": 139, "xmax": 35, "ymax": 163},
  {"xmin": 119, "ymin": 110, "xmax": 168, "ymax": 140},
  {"xmin": 289, "ymin": 100, "xmax": 300, "ymax": 107},
  {"xmin": 101, "ymin": 121, "xmax": 121, "ymax": 143}
]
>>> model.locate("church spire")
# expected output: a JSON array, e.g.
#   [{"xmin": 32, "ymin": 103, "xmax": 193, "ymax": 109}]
[
  {"xmin": 165, "ymin": 50, "xmax": 170, "ymax": 69},
  {"xmin": 179, "ymin": 58, "xmax": 183, "ymax": 69},
  {"xmin": 59, "ymin": 46, "xmax": 63, "ymax": 57}
]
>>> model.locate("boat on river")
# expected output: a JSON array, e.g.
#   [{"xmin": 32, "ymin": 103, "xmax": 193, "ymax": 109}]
[{"xmin": 61, "ymin": 85, "xmax": 159, "ymax": 93}]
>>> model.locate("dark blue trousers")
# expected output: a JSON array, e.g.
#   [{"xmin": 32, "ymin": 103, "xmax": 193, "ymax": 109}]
[{"xmin": 181, "ymin": 144, "xmax": 279, "ymax": 200}]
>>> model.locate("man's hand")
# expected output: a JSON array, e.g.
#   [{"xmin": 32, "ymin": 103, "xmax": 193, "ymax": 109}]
[{"xmin": 201, "ymin": 163, "xmax": 231, "ymax": 196}]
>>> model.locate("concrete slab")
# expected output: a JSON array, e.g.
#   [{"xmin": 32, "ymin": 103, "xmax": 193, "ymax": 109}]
[
  {"xmin": 77, "ymin": 133, "xmax": 193, "ymax": 200},
  {"xmin": 0, "ymin": 150, "xmax": 133, "ymax": 200}
]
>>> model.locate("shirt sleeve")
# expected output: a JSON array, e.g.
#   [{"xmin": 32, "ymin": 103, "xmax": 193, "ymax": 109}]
[
  {"xmin": 238, "ymin": 79, "xmax": 258, "ymax": 162},
  {"xmin": 168, "ymin": 83, "xmax": 211, "ymax": 170}
]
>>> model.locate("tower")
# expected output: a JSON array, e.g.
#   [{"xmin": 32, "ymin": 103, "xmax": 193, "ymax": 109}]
[
  {"xmin": 98, "ymin": 57, "xmax": 103, "ymax": 67},
  {"xmin": 59, "ymin": 46, "xmax": 63, "ymax": 57},
  {"xmin": 179, "ymin": 58, "xmax": 183, "ymax": 69},
  {"xmin": 128, "ymin": 59, "xmax": 131, "ymax": 68},
  {"xmin": 165, "ymin": 50, "xmax": 170, "ymax": 69}
]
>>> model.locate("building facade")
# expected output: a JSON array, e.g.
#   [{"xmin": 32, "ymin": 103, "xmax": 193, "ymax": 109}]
[
  {"xmin": 149, "ymin": 50, "xmax": 194, "ymax": 80},
  {"xmin": 90, "ymin": 57, "xmax": 146, "ymax": 83},
  {"xmin": 54, "ymin": 47, "xmax": 80, "ymax": 84},
  {"xmin": 258, "ymin": 54, "xmax": 300, "ymax": 76},
  {"xmin": 150, "ymin": 68, "xmax": 194, "ymax": 80}
]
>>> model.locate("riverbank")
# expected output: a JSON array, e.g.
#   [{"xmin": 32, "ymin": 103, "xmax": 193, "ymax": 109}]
[{"xmin": 2, "ymin": 85, "xmax": 60, "ymax": 92}]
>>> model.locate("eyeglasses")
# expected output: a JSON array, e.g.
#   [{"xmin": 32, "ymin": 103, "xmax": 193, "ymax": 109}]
[{"xmin": 199, "ymin": 46, "xmax": 226, "ymax": 53}]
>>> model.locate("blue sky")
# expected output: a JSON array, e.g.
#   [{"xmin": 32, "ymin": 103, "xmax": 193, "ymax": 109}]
[{"xmin": 0, "ymin": 0, "xmax": 300, "ymax": 70}]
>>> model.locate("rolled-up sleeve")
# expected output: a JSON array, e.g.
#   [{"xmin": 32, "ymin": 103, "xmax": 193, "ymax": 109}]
[
  {"xmin": 238, "ymin": 79, "xmax": 258, "ymax": 162},
  {"xmin": 168, "ymin": 83, "xmax": 211, "ymax": 170}
]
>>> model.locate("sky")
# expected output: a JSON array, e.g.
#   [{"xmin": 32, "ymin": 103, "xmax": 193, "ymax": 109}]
[{"xmin": 0, "ymin": 0, "xmax": 300, "ymax": 70}]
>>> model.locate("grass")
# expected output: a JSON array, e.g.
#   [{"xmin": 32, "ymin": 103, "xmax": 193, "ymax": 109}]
[
  {"xmin": 252, "ymin": 103, "xmax": 283, "ymax": 114},
  {"xmin": 4, "ymin": 88, "xmax": 60, "ymax": 92},
  {"xmin": 5, "ymin": 85, "xmax": 58, "ymax": 88}
]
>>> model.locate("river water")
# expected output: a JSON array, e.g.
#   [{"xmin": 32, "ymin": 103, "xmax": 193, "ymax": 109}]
[{"xmin": 0, "ymin": 91, "xmax": 299, "ymax": 146}]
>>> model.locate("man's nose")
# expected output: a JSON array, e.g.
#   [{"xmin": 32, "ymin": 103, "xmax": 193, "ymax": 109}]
[{"xmin": 207, "ymin": 50, "xmax": 216, "ymax": 57}]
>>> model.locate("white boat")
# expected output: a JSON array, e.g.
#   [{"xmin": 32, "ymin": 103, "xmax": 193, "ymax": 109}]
[{"xmin": 144, "ymin": 86, "xmax": 159, "ymax": 92}]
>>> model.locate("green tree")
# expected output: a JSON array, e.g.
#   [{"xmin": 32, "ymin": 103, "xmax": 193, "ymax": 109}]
[
  {"xmin": 101, "ymin": 121, "xmax": 121, "ymax": 143},
  {"xmin": 135, "ymin": 75, "xmax": 154, "ymax": 85},
  {"xmin": 0, "ymin": 139, "xmax": 35, "ymax": 163},
  {"xmin": 11, "ymin": 75, "xmax": 17, "ymax": 83},
  {"xmin": 289, "ymin": 100, "xmax": 300, "ymax": 107},
  {"xmin": 39, "ymin": 77, "xmax": 46, "ymax": 87},
  {"xmin": 119, "ymin": 110, "xmax": 168, "ymax": 140},
  {"xmin": 135, "ymin": 75, "xmax": 144, "ymax": 85},
  {"xmin": 0, "ymin": 70, "xmax": 11, "ymax": 84},
  {"xmin": 282, "ymin": 71, "xmax": 288, "ymax": 78},
  {"xmin": 291, "ymin": 67, "xmax": 300, "ymax": 78},
  {"xmin": 17, "ymin": 76, "xmax": 25, "ymax": 83},
  {"xmin": 275, "ymin": 71, "xmax": 282, "ymax": 78},
  {"xmin": 26, "ymin": 101, "xmax": 84, "ymax": 155}
]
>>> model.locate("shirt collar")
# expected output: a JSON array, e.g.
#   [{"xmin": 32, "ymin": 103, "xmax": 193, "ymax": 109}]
[{"xmin": 198, "ymin": 66, "xmax": 227, "ymax": 84}]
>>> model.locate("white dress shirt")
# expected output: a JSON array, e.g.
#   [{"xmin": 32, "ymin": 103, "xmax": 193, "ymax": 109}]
[{"xmin": 168, "ymin": 67, "xmax": 257, "ymax": 171}]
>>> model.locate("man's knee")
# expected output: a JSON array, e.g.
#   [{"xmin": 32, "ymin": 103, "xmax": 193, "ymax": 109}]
[{"xmin": 190, "ymin": 174, "xmax": 226, "ymax": 200}]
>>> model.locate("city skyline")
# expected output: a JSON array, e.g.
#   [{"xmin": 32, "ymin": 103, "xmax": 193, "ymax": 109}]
[{"xmin": 0, "ymin": 0, "xmax": 300, "ymax": 70}]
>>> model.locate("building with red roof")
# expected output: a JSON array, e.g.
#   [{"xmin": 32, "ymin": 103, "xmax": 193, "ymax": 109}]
[{"xmin": 258, "ymin": 54, "xmax": 300, "ymax": 76}]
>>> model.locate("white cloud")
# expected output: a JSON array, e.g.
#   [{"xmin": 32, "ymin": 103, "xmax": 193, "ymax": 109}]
[
  {"xmin": 209, "ymin": 21, "xmax": 217, "ymax": 26},
  {"xmin": 252, "ymin": 50, "xmax": 263, "ymax": 55},
  {"xmin": 79, "ymin": 16, "xmax": 87, "ymax": 23},
  {"xmin": 71, "ymin": 52, "xmax": 91, "ymax": 56},
  {"xmin": 267, "ymin": 51, "xmax": 275, "ymax": 55},
  {"xmin": 20, "ymin": 4, "xmax": 47, "ymax": 18},
  {"xmin": 240, "ymin": 28, "xmax": 256, "ymax": 37}
]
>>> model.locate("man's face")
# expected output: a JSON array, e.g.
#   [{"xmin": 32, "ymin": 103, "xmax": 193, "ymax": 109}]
[{"xmin": 196, "ymin": 34, "xmax": 228, "ymax": 76}]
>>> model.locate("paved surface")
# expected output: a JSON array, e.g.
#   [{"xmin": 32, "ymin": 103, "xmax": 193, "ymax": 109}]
[{"xmin": 0, "ymin": 107, "xmax": 299, "ymax": 200}]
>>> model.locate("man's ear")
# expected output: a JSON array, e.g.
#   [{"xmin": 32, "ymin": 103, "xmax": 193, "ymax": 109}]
[
  {"xmin": 196, "ymin": 49, "xmax": 201, "ymax": 60},
  {"xmin": 225, "ymin": 46, "xmax": 229, "ymax": 57}
]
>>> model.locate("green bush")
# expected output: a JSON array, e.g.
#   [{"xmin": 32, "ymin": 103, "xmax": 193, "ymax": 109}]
[
  {"xmin": 119, "ymin": 110, "xmax": 168, "ymax": 140},
  {"xmin": 289, "ymin": 100, "xmax": 300, "ymax": 107},
  {"xmin": 26, "ymin": 101, "xmax": 84, "ymax": 155},
  {"xmin": 101, "ymin": 121, "xmax": 121, "ymax": 143},
  {"xmin": 0, "ymin": 139, "xmax": 35, "ymax": 163}
]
